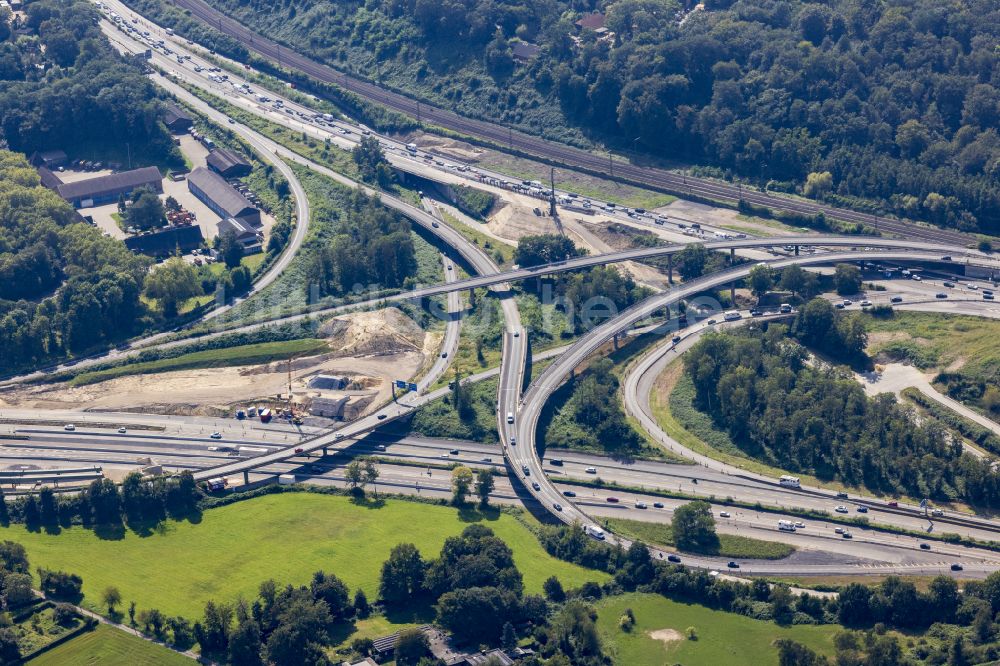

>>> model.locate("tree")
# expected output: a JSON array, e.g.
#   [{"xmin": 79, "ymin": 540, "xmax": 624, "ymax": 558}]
[
  {"xmin": 676, "ymin": 244, "xmax": 709, "ymax": 280},
  {"xmin": 451, "ymin": 465, "xmax": 474, "ymax": 505},
  {"xmin": 219, "ymin": 230, "xmax": 244, "ymax": 268},
  {"xmin": 475, "ymin": 468, "xmax": 494, "ymax": 507},
  {"xmin": 228, "ymin": 604, "xmax": 263, "ymax": 666},
  {"xmin": 776, "ymin": 639, "xmax": 828, "ymax": 666},
  {"xmin": 671, "ymin": 501, "xmax": 719, "ymax": 552},
  {"xmin": 164, "ymin": 196, "xmax": 181, "ymax": 212},
  {"xmin": 125, "ymin": 187, "xmax": 166, "ymax": 230},
  {"xmin": 3, "ymin": 573, "xmax": 33, "ymax": 607},
  {"xmin": 513, "ymin": 234, "xmax": 580, "ymax": 267},
  {"xmin": 745, "ymin": 264, "xmax": 773, "ymax": 299},
  {"xmin": 0, "ymin": 628, "xmax": 20, "ymax": 664},
  {"xmin": 353, "ymin": 589, "xmax": 370, "ymax": 618},
  {"xmin": 779, "ymin": 264, "xmax": 818, "ymax": 298},
  {"xmin": 128, "ymin": 601, "xmax": 136, "ymax": 626},
  {"xmin": 144, "ymin": 257, "xmax": 202, "ymax": 317},
  {"xmin": 395, "ymin": 627, "xmax": 430, "ymax": 666},
  {"xmin": 363, "ymin": 458, "xmax": 380, "ymax": 496},
  {"xmin": 311, "ymin": 570, "xmax": 350, "ymax": 619},
  {"xmin": 543, "ymin": 575, "xmax": 565, "ymax": 602},
  {"xmin": 345, "ymin": 460, "xmax": 365, "ymax": 493},
  {"xmin": 803, "ymin": 171, "xmax": 833, "ymax": 199},
  {"xmin": 379, "ymin": 543, "xmax": 426, "ymax": 605},
  {"xmin": 834, "ymin": 263, "xmax": 862, "ymax": 295},
  {"xmin": 228, "ymin": 265, "xmax": 252, "ymax": 294},
  {"xmin": 837, "ymin": 583, "xmax": 873, "ymax": 627},
  {"xmin": 103, "ymin": 586, "xmax": 122, "ymax": 614},
  {"xmin": 501, "ymin": 621, "xmax": 517, "ymax": 651},
  {"xmin": 352, "ymin": 135, "xmax": 392, "ymax": 186}
]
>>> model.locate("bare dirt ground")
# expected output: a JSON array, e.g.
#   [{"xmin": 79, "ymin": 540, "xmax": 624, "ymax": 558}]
[
  {"xmin": 2, "ymin": 308, "xmax": 430, "ymax": 417},
  {"xmin": 648, "ymin": 628, "xmax": 683, "ymax": 645}
]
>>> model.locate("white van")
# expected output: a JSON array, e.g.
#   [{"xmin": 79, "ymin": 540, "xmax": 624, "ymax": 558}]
[
  {"xmin": 584, "ymin": 525, "xmax": 606, "ymax": 540},
  {"xmin": 506, "ymin": 412, "xmax": 514, "ymax": 424},
  {"xmin": 723, "ymin": 311, "xmax": 742, "ymax": 322}
]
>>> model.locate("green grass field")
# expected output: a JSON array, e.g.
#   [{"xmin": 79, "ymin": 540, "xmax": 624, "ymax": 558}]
[
  {"xmin": 27, "ymin": 624, "xmax": 192, "ymax": 666},
  {"xmin": 596, "ymin": 593, "xmax": 838, "ymax": 666},
  {"xmin": 602, "ymin": 517, "xmax": 795, "ymax": 560},
  {"xmin": 865, "ymin": 311, "xmax": 1000, "ymax": 379},
  {"xmin": 68, "ymin": 338, "xmax": 330, "ymax": 387},
  {"xmin": 2, "ymin": 493, "xmax": 606, "ymax": 619}
]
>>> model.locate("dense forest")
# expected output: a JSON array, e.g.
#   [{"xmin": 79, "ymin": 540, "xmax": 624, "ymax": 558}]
[
  {"xmin": 189, "ymin": 0, "xmax": 1000, "ymax": 232},
  {"xmin": 0, "ymin": 0, "xmax": 178, "ymax": 163},
  {"xmin": 682, "ymin": 315, "xmax": 1000, "ymax": 506},
  {"xmin": 0, "ymin": 152, "xmax": 151, "ymax": 366}
]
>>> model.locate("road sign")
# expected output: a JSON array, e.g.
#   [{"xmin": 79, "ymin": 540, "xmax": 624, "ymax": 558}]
[
  {"xmin": 408, "ymin": 382, "xmax": 419, "ymax": 392},
  {"xmin": 919, "ymin": 498, "xmax": 928, "ymax": 509},
  {"xmin": 395, "ymin": 380, "xmax": 407, "ymax": 389}
]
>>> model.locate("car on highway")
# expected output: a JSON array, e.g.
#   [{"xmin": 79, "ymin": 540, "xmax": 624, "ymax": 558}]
[
  {"xmin": 480, "ymin": 457, "xmax": 492, "ymax": 463},
  {"xmin": 117, "ymin": 427, "xmax": 127, "ymax": 434},
  {"xmin": 522, "ymin": 465, "xmax": 530, "ymax": 476},
  {"xmin": 210, "ymin": 432, "xmax": 222, "ymax": 439},
  {"xmin": 919, "ymin": 543, "xmax": 931, "ymax": 550},
  {"xmin": 667, "ymin": 554, "xmax": 681, "ymax": 563},
  {"xmin": 932, "ymin": 508, "xmax": 944, "ymax": 517},
  {"xmin": 967, "ymin": 283, "xmax": 979, "ymax": 290},
  {"xmin": 835, "ymin": 527, "xmax": 845, "ymax": 534},
  {"xmin": 509, "ymin": 436, "xmax": 516, "ymax": 446},
  {"xmin": 835, "ymin": 505, "xmax": 849, "ymax": 513},
  {"xmin": 941, "ymin": 256, "xmax": 953, "ymax": 261},
  {"xmin": 606, "ymin": 497, "xmax": 619, "ymax": 503},
  {"xmin": 837, "ymin": 492, "xmax": 849, "ymax": 498},
  {"xmin": 63, "ymin": 424, "xmax": 76, "ymax": 431},
  {"xmin": 719, "ymin": 511, "xmax": 731, "ymax": 518},
  {"xmin": 449, "ymin": 449, "xmax": 459, "ymax": 455},
  {"xmin": 986, "ymin": 293, "xmax": 995, "ymax": 300},
  {"xmin": 707, "ymin": 318, "xmax": 717, "ymax": 325},
  {"xmin": 585, "ymin": 467, "xmax": 597, "ymax": 474},
  {"xmin": 936, "ymin": 292, "xmax": 948, "ymax": 298},
  {"xmin": 531, "ymin": 482, "xmax": 540, "ymax": 491},
  {"xmin": 891, "ymin": 296, "xmax": 903, "ymax": 303},
  {"xmin": 794, "ymin": 521, "xmax": 805, "ymax": 529},
  {"xmin": 431, "ymin": 221, "xmax": 439, "ymax": 228},
  {"xmin": 553, "ymin": 503, "xmax": 563, "ymax": 512},
  {"xmin": 653, "ymin": 502, "xmax": 665, "ymax": 508},
  {"xmin": 377, "ymin": 414, "xmax": 387, "ymax": 420},
  {"xmin": 857, "ymin": 506, "xmax": 868, "ymax": 513},
  {"xmin": 943, "ymin": 281, "xmax": 956, "ymax": 288},
  {"xmin": 887, "ymin": 501, "xmax": 898, "ymax": 507},
  {"xmin": 951, "ymin": 563, "xmax": 963, "ymax": 571},
  {"xmin": 860, "ymin": 300, "xmax": 872, "ymax": 307},
  {"xmin": 842, "ymin": 531, "xmax": 853, "ymax": 539},
  {"xmin": 440, "ymin": 453, "xmax": 450, "ymax": 459},
  {"xmin": 375, "ymin": 444, "xmax": 386, "ymax": 451},
  {"xmin": 635, "ymin": 502, "xmax": 647, "ymax": 509},
  {"xmin": 294, "ymin": 448, "xmax": 304, "ymax": 454},
  {"xmin": 549, "ymin": 459, "xmax": 564, "ymax": 466},
  {"xmin": 563, "ymin": 490, "xmax": 577, "ymax": 497},
  {"xmin": 441, "ymin": 352, "xmax": 448, "ymax": 358},
  {"xmin": 727, "ymin": 561, "xmax": 740, "ymax": 569}
]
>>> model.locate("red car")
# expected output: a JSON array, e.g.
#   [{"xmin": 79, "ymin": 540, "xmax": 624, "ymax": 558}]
[
  {"xmin": 606, "ymin": 497, "xmax": 620, "ymax": 503},
  {"xmin": 294, "ymin": 448, "xmax": 304, "ymax": 454},
  {"xmin": 887, "ymin": 501, "xmax": 898, "ymax": 507}
]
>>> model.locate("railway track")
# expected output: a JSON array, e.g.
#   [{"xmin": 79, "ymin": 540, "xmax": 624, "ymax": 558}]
[{"xmin": 169, "ymin": 0, "xmax": 974, "ymax": 247}]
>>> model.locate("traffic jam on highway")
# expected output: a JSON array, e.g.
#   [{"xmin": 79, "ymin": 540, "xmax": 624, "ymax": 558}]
[{"xmin": 12, "ymin": 0, "xmax": 989, "ymax": 580}]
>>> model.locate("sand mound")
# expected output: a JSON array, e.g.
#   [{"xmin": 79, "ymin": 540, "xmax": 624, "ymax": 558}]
[
  {"xmin": 648, "ymin": 628, "xmax": 684, "ymax": 644},
  {"xmin": 319, "ymin": 307, "xmax": 426, "ymax": 358},
  {"xmin": 487, "ymin": 202, "xmax": 559, "ymax": 240}
]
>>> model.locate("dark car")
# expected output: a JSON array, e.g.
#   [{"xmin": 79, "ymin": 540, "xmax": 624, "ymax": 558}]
[
  {"xmin": 936, "ymin": 293, "xmax": 948, "ymax": 299},
  {"xmin": 653, "ymin": 502, "xmax": 665, "ymax": 509},
  {"xmin": 563, "ymin": 490, "xmax": 577, "ymax": 497},
  {"xmin": 837, "ymin": 492, "xmax": 849, "ymax": 499},
  {"xmin": 671, "ymin": 335, "xmax": 682, "ymax": 344},
  {"xmin": 951, "ymin": 563, "xmax": 964, "ymax": 571},
  {"xmin": 943, "ymin": 281, "xmax": 956, "ymax": 288},
  {"xmin": 919, "ymin": 543, "xmax": 931, "ymax": 550},
  {"xmin": 750, "ymin": 308, "xmax": 762, "ymax": 317},
  {"xmin": 606, "ymin": 497, "xmax": 619, "ymax": 503},
  {"xmin": 377, "ymin": 413, "xmax": 387, "ymax": 420},
  {"xmin": 727, "ymin": 561, "xmax": 740, "ymax": 569},
  {"xmin": 294, "ymin": 448, "xmax": 304, "ymax": 454},
  {"xmin": 449, "ymin": 449, "xmax": 459, "ymax": 455},
  {"xmin": 891, "ymin": 296, "xmax": 903, "ymax": 303},
  {"xmin": 667, "ymin": 554, "xmax": 681, "ymax": 563},
  {"xmin": 857, "ymin": 506, "xmax": 868, "ymax": 513}
]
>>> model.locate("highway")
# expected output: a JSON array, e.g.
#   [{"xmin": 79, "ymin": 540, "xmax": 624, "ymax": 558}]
[{"xmin": 163, "ymin": 0, "xmax": 978, "ymax": 247}]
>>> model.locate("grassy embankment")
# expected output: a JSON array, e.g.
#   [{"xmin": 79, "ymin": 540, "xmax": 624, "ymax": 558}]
[
  {"xmin": 596, "ymin": 592, "xmax": 838, "ymax": 666},
  {"xmin": 602, "ymin": 516, "xmax": 795, "ymax": 560},
  {"xmin": 1, "ymin": 493, "xmax": 607, "ymax": 620},
  {"xmin": 67, "ymin": 338, "xmax": 329, "ymax": 387}
]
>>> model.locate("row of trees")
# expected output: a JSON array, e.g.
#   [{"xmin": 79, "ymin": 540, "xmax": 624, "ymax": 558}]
[
  {"xmin": 1, "ymin": 472, "xmax": 202, "ymax": 533},
  {"xmin": 683, "ymin": 322, "xmax": 1000, "ymax": 505}
]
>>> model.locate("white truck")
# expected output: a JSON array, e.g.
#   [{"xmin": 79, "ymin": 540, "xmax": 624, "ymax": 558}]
[
  {"xmin": 777, "ymin": 520, "xmax": 796, "ymax": 532},
  {"xmin": 779, "ymin": 475, "xmax": 801, "ymax": 489},
  {"xmin": 584, "ymin": 525, "xmax": 606, "ymax": 540}
]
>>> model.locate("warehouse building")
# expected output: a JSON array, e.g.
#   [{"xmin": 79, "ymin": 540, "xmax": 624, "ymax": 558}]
[
  {"xmin": 207, "ymin": 147, "xmax": 252, "ymax": 178},
  {"xmin": 29, "ymin": 149, "xmax": 68, "ymax": 169},
  {"xmin": 56, "ymin": 166, "xmax": 163, "ymax": 208},
  {"xmin": 187, "ymin": 167, "xmax": 260, "ymax": 227}
]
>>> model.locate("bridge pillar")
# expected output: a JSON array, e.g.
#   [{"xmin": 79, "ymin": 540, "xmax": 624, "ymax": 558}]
[
  {"xmin": 322, "ymin": 446, "xmax": 328, "ymax": 457},
  {"xmin": 730, "ymin": 248, "xmax": 735, "ymax": 264},
  {"xmin": 667, "ymin": 254, "xmax": 674, "ymax": 285},
  {"xmin": 795, "ymin": 245, "xmax": 800, "ymax": 256},
  {"xmin": 243, "ymin": 471, "xmax": 249, "ymax": 485},
  {"xmin": 730, "ymin": 282, "xmax": 736, "ymax": 302},
  {"xmin": 613, "ymin": 333, "xmax": 619, "ymax": 350}
]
